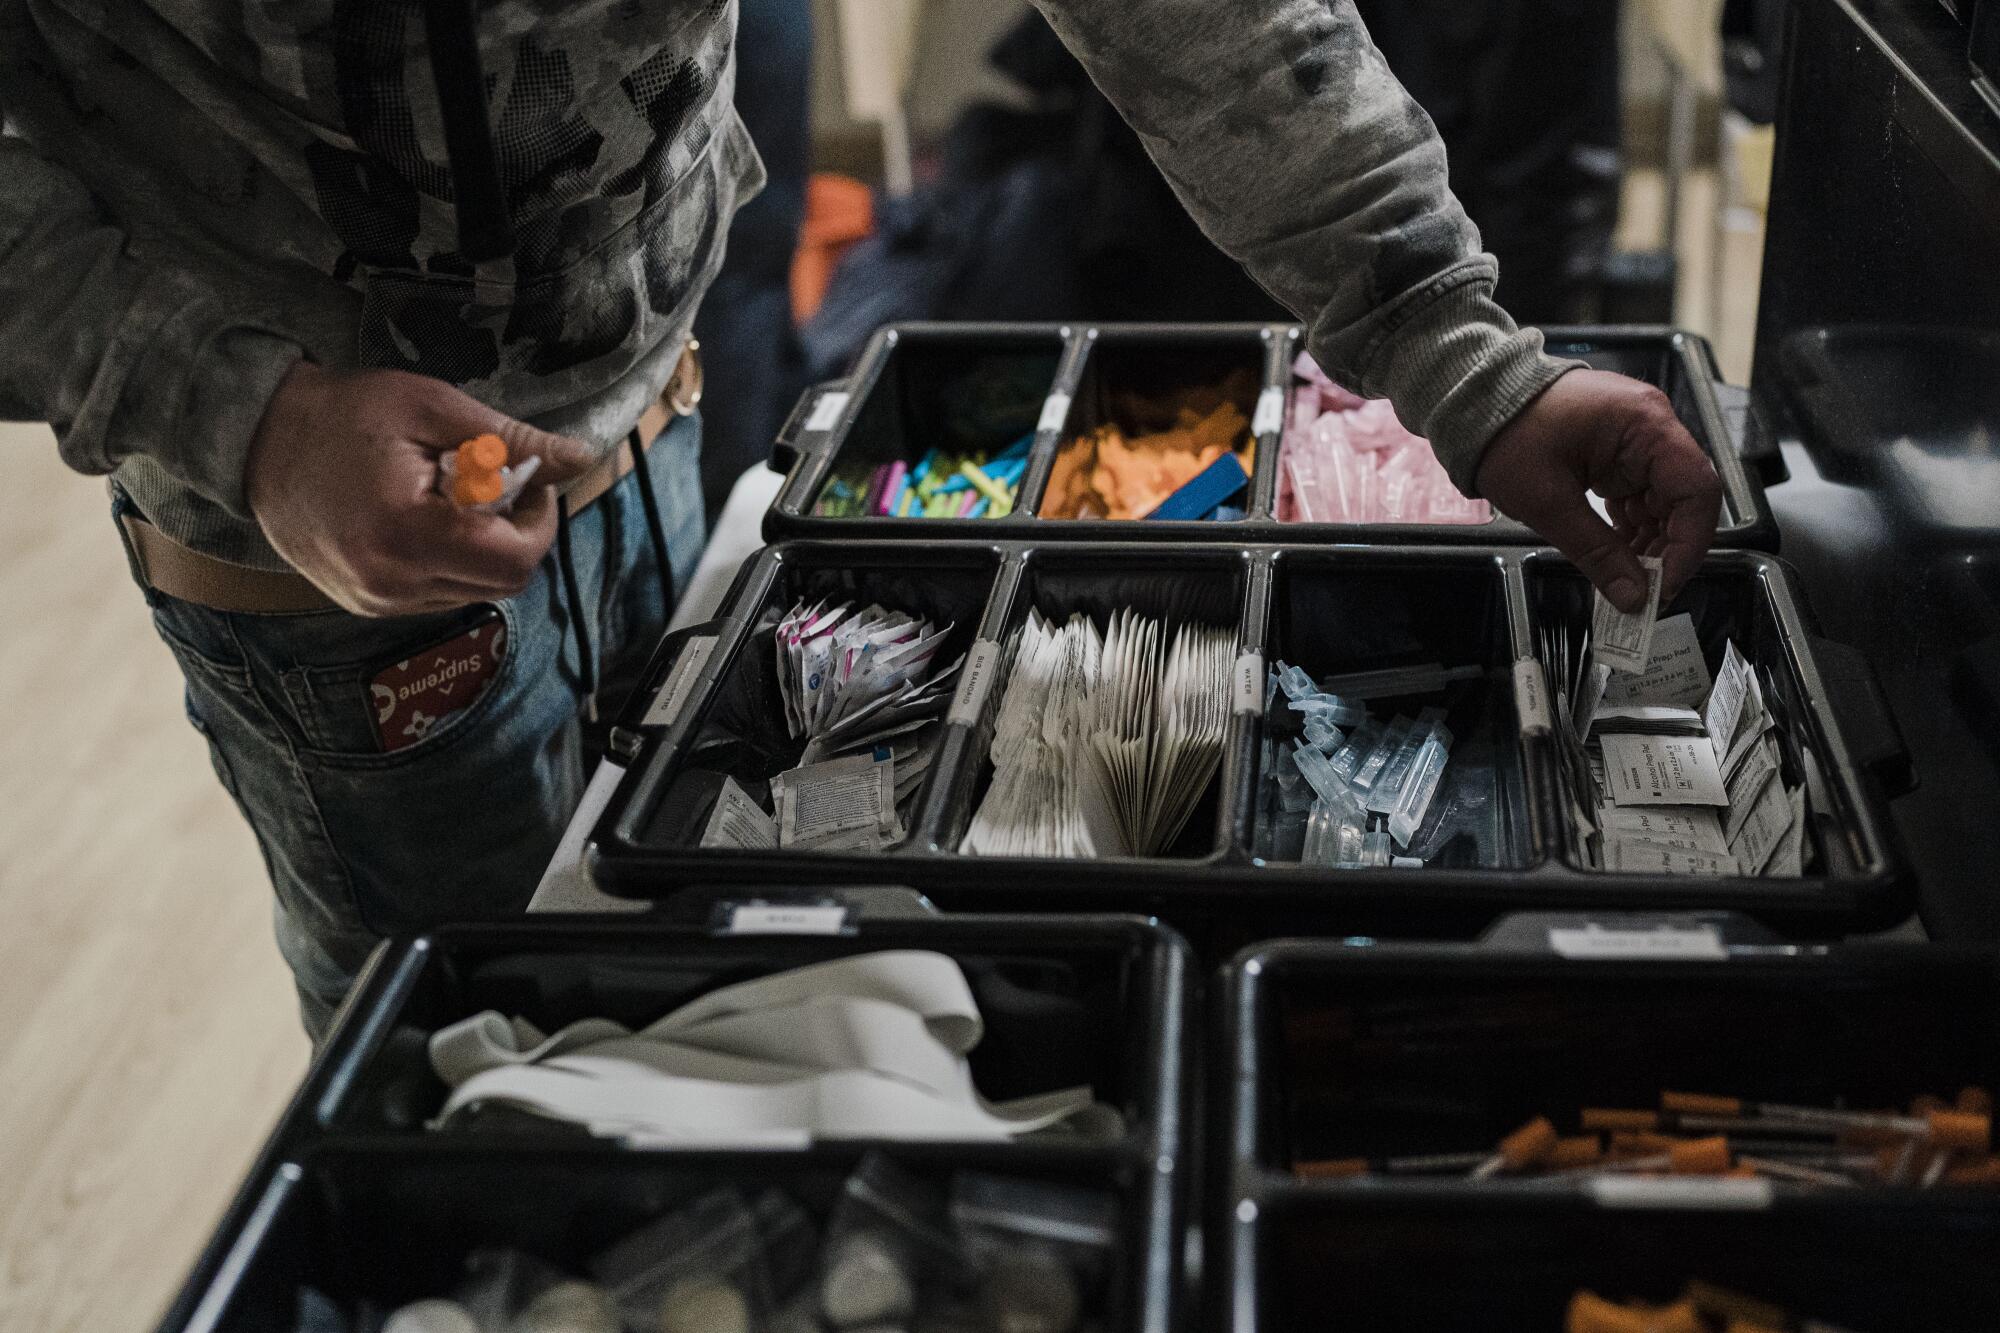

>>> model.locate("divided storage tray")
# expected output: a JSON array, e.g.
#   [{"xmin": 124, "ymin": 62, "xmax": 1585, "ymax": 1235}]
[
  {"xmin": 1212, "ymin": 922, "xmax": 2000, "ymax": 1331},
  {"xmin": 157, "ymin": 915, "xmax": 1190, "ymax": 1333},
  {"xmin": 589, "ymin": 541, "xmax": 1911, "ymax": 939},
  {"xmin": 764, "ymin": 322, "xmax": 1777, "ymax": 549}
]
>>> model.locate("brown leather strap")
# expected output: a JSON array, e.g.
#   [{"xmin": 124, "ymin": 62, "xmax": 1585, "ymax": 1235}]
[
  {"xmin": 123, "ymin": 513, "xmax": 339, "ymax": 613},
  {"xmin": 128, "ymin": 361, "xmax": 691, "ymax": 614}
]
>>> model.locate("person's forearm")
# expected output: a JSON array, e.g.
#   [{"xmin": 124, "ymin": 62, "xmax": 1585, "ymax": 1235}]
[{"xmin": 1030, "ymin": 0, "xmax": 1575, "ymax": 493}]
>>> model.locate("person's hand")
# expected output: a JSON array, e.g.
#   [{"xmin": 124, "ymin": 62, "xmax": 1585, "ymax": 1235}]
[
  {"xmin": 246, "ymin": 362, "xmax": 595, "ymax": 617},
  {"xmin": 1476, "ymin": 369, "xmax": 1722, "ymax": 612}
]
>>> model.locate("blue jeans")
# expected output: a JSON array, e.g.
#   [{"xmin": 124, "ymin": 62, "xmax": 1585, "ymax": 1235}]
[{"xmin": 121, "ymin": 415, "xmax": 706, "ymax": 1040}]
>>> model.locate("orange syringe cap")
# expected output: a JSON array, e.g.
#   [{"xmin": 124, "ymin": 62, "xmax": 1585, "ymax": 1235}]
[
  {"xmin": 452, "ymin": 469, "xmax": 505, "ymax": 505},
  {"xmin": 1661, "ymin": 1091, "xmax": 1741, "ymax": 1118},
  {"xmin": 1549, "ymin": 1135, "xmax": 1604, "ymax": 1169},
  {"xmin": 1565, "ymin": 1291, "xmax": 1650, "ymax": 1333},
  {"xmin": 1499, "ymin": 1116, "xmax": 1560, "ymax": 1168},
  {"xmin": 1958, "ymin": 1086, "xmax": 1995, "ymax": 1116},
  {"xmin": 458, "ymin": 433, "xmax": 508, "ymax": 473},
  {"xmin": 1926, "ymin": 1109, "xmax": 1991, "ymax": 1151},
  {"xmin": 1566, "ymin": 1292, "xmax": 1703, "ymax": 1333},
  {"xmin": 1943, "ymin": 1155, "xmax": 2000, "ymax": 1187},
  {"xmin": 1582, "ymin": 1108, "xmax": 1660, "ymax": 1133},
  {"xmin": 1295, "ymin": 1157, "xmax": 1369, "ymax": 1180},
  {"xmin": 1610, "ymin": 1131, "xmax": 1678, "ymax": 1159},
  {"xmin": 1667, "ymin": 1135, "xmax": 1732, "ymax": 1175}
]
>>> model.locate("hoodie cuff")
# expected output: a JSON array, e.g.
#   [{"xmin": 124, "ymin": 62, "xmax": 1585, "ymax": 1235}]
[{"xmin": 1344, "ymin": 268, "xmax": 1582, "ymax": 497}]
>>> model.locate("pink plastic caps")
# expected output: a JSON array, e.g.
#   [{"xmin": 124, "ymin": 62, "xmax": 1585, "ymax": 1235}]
[{"xmin": 1277, "ymin": 352, "xmax": 1492, "ymax": 525}]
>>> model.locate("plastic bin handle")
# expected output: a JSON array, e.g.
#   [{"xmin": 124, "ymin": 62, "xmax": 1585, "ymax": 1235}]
[
  {"xmin": 614, "ymin": 617, "xmax": 730, "ymax": 737},
  {"xmin": 769, "ymin": 379, "xmax": 853, "ymax": 475},
  {"xmin": 1807, "ymin": 634, "xmax": 1917, "ymax": 799},
  {"xmin": 1714, "ymin": 382, "xmax": 1790, "ymax": 488}
]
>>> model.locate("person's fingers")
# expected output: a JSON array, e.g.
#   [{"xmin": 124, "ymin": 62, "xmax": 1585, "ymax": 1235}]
[
  {"xmin": 340, "ymin": 585, "xmax": 496, "ymax": 619},
  {"xmin": 1531, "ymin": 491, "xmax": 1651, "ymax": 613},
  {"xmin": 1636, "ymin": 433, "xmax": 1721, "ymax": 601},
  {"xmin": 425, "ymin": 501, "xmax": 559, "ymax": 595},
  {"xmin": 1656, "ymin": 486, "xmax": 1719, "ymax": 600}
]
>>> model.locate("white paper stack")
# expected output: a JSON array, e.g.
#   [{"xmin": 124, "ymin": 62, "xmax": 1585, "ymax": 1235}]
[{"xmin": 959, "ymin": 609, "xmax": 1234, "ymax": 858}]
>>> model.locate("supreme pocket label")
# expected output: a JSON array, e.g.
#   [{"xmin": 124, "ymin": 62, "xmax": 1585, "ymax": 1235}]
[{"xmin": 370, "ymin": 619, "xmax": 507, "ymax": 752}]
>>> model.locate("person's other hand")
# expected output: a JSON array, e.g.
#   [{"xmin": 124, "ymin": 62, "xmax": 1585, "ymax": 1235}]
[
  {"xmin": 246, "ymin": 362, "xmax": 596, "ymax": 617},
  {"xmin": 1476, "ymin": 369, "xmax": 1721, "ymax": 612}
]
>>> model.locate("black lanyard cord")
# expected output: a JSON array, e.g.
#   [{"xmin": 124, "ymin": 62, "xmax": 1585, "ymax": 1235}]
[{"xmin": 422, "ymin": 0, "xmax": 518, "ymax": 263}]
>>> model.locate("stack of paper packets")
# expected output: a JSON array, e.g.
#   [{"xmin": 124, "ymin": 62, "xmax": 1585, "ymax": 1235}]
[
  {"xmin": 697, "ymin": 600, "xmax": 960, "ymax": 853},
  {"xmin": 1579, "ymin": 608, "xmax": 1807, "ymax": 877}
]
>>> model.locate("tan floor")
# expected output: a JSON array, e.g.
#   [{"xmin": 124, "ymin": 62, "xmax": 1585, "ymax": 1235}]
[{"xmin": 0, "ymin": 426, "xmax": 307, "ymax": 1333}]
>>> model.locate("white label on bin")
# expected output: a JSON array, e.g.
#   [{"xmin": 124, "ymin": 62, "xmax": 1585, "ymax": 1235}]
[
  {"xmin": 1252, "ymin": 386, "xmax": 1285, "ymax": 437},
  {"xmin": 1589, "ymin": 1177, "xmax": 1774, "ymax": 1210},
  {"xmin": 1037, "ymin": 392, "xmax": 1072, "ymax": 434},
  {"xmin": 947, "ymin": 638, "xmax": 1003, "ymax": 726},
  {"xmin": 1233, "ymin": 651, "xmax": 1265, "ymax": 715},
  {"xmin": 1513, "ymin": 658, "xmax": 1552, "ymax": 736},
  {"xmin": 643, "ymin": 634, "xmax": 718, "ymax": 727},
  {"xmin": 726, "ymin": 904, "xmax": 850, "ymax": 935},
  {"xmin": 1548, "ymin": 923, "xmax": 1727, "ymax": 961},
  {"xmin": 804, "ymin": 390, "xmax": 851, "ymax": 433}
]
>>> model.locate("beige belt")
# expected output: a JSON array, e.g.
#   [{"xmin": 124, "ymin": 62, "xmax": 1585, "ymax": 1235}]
[{"xmin": 124, "ymin": 344, "xmax": 701, "ymax": 615}]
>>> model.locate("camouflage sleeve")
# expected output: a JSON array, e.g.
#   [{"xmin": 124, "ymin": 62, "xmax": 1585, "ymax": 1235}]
[
  {"xmin": 1030, "ymin": 0, "xmax": 1578, "ymax": 495},
  {"xmin": 0, "ymin": 2, "xmax": 300, "ymax": 521}
]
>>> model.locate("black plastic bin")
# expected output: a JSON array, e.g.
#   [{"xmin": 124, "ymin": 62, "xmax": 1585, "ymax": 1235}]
[
  {"xmin": 589, "ymin": 543, "xmax": 1910, "ymax": 940},
  {"xmin": 155, "ymin": 913, "xmax": 1190, "ymax": 1333},
  {"xmin": 764, "ymin": 323, "xmax": 1777, "ymax": 549},
  {"xmin": 303, "ymin": 915, "xmax": 1188, "ymax": 1150},
  {"xmin": 1213, "ymin": 917, "xmax": 2000, "ymax": 1331}
]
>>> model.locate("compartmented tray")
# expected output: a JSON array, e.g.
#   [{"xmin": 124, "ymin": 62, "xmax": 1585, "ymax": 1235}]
[
  {"xmin": 157, "ymin": 914, "xmax": 1190, "ymax": 1333},
  {"xmin": 1211, "ymin": 918, "xmax": 2000, "ymax": 1330},
  {"xmin": 588, "ymin": 541, "xmax": 1911, "ymax": 940},
  {"xmin": 764, "ymin": 323, "xmax": 1777, "ymax": 549}
]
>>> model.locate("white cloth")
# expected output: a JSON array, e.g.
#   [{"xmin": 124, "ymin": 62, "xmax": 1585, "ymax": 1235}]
[{"xmin": 428, "ymin": 951, "xmax": 1109, "ymax": 1145}]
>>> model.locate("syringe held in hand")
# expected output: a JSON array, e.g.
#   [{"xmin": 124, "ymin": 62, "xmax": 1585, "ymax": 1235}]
[{"xmin": 438, "ymin": 433, "xmax": 541, "ymax": 513}]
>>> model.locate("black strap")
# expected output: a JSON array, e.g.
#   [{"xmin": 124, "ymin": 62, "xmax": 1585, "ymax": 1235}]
[
  {"xmin": 554, "ymin": 496, "xmax": 598, "ymax": 722},
  {"xmin": 422, "ymin": 0, "xmax": 517, "ymax": 263},
  {"xmin": 628, "ymin": 428, "xmax": 680, "ymax": 627}
]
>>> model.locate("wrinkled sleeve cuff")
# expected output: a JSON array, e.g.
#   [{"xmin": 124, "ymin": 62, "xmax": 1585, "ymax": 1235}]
[{"xmin": 1324, "ymin": 267, "xmax": 1582, "ymax": 497}]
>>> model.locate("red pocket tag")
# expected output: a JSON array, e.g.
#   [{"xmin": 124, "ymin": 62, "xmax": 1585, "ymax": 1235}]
[{"xmin": 369, "ymin": 618, "xmax": 508, "ymax": 752}]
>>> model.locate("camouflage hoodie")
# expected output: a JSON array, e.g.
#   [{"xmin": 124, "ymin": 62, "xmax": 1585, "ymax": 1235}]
[{"xmin": 0, "ymin": 0, "xmax": 1569, "ymax": 572}]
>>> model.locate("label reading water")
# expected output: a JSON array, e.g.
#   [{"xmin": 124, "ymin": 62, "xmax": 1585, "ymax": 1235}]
[
  {"xmin": 642, "ymin": 635, "xmax": 718, "ymax": 727},
  {"xmin": 1548, "ymin": 923, "xmax": 1727, "ymax": 961},
  {"xmin": 804, "ymin": 390, "xmax": 851, "ymax": 433},
  {"xmin": 1252, "ymin": 387, "xmax": 1285, "ymax": 437},
  {"xmin": 1513, "ymin": 658, "xmax": 1552, "ymax": 736},
  {"xmin": 1233, "ymin": 651, "xmax": 1266, "ymax": 715},
  {"xmin": 1037, "ymin": 393, "xmax": 1073, "ymax": 434},
  {"xmin": 947, "ymin": 638, "xmax": 1003, "ymax": 726}
]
